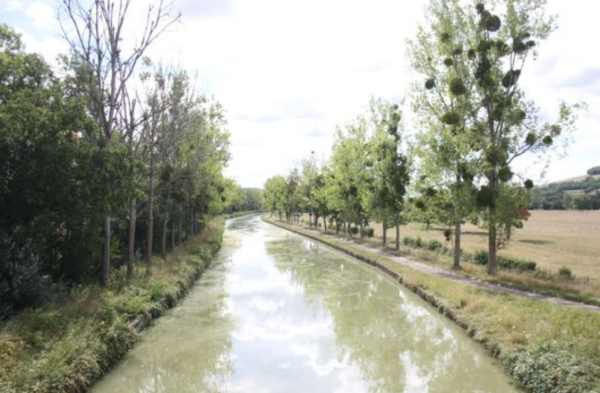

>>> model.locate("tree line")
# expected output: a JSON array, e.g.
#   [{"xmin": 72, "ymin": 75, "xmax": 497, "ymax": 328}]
[
  {"xmin": 0, "ymin": 1, "xmax": 244, "ymax": 318},
  {"xmin": 263, "ymin": 0, "xmax": 582, "ymax": 275},
  {"xmin": 530, "ymin": 177, "xmax": 600, "ymax": 210}
]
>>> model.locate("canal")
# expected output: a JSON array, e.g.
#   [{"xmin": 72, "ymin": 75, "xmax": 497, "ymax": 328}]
[{"xmin": 91, "ymin": 214, "xmax": 517, "ymax": 392}]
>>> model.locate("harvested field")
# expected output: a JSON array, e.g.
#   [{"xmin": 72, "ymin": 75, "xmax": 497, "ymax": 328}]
[{"xmin": 302, "ymin": 210, "xmax": 600, "ymax": 280}]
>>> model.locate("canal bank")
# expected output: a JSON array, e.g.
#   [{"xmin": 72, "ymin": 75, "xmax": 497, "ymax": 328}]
[
  {"xmin": 0, "ymin": 218, "xmax": 225, "ymax": 393},
  {"xmin": 265, "ymin": 217, "xmax": 600, "ymax": 393},
  {"xmin": 91, "ymin": 214, "xmax": 516, "ymax": 392}
]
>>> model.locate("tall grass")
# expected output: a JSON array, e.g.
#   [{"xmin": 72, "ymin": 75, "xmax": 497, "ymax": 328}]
[{"xmin": 0, "ymin": 218, "xmax": 224, "ymax": 393}]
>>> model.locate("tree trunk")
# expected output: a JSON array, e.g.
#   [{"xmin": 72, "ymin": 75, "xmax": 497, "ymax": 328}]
[
  {"xmin": 178, "ymin": 205, "xmax": 183, "ymax": 245},
  {"xmin": 188, "ymin": 203, "xmax": 194, "ymax": 237},
  {"xmin": 126, "ymin": 197, "xmax": 137, "ymax": 281},
  {"xmin": 323, "ymin": 215, "xmax": 327, "ymax": 231},
  {"xmin": 453, "ymin": 221, "xmax": 461, "ymax": 269},
  {"xmin": 395, "ymin": 213, "xmax": 400, "ymax": 251},
  {"xmin": 146, "ymin": 153, "xmax": 155, "ymax": 276},
  {"xmin": 383, "ymin": 220, "xmax": 387, "ymax": 247},
  {"xmin": 487, "ymin": 205, "xmax": 498, "ymax": 275},
  {"xmin": 193, "ymin": 210, "xmax": 198, "ymax": 235},
  {"xmin": 360, "ymin": 221, "xmax": 365, "ymax": 239},
  {"xmin": 101, "ymin": 214, "xmax": 111, "ymax": 287},
  {"xmin": 161, "ymin": 211, "xmax": 168, "ymax": 258},
  {"xmin": 171, "ymin": 211, "xmax": 176, "ymax": 250}
]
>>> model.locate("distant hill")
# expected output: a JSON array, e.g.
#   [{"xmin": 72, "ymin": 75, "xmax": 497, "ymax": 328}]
[
  {"xmin": 530, "ymin": 166, "xmax": 600, "ymax": 210},
  {"xmin": 547, "ymin": 174, "xmax": 600, "ymax": 185}
]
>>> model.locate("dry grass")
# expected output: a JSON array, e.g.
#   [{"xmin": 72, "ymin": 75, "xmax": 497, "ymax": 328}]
[
  {"xmin": 301, "ymin": 210, "xmax": 600, "ymax": 301},
  {"xmin": 365, "ymin": 210, "xmax": 600, "ymax": 280},
  {"xmin": 303, "ymin": 211, "xmax": 600, "ymax": 279}
]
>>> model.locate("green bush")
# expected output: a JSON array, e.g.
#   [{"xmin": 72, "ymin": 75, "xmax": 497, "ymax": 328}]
[
  {"xmin": 403, "ymin": 237, "xmax": 415, "ymax": 247},
  {"xmin": 349, "ymin": 227, "xmax": 359, "ymax": 235},
  {"xmin": 471, "ymin": 250, "xmax": 537, "ymax": 272},
  {"xmin": 505, "ymin": 342, "xmax": 599, "ymax": 393},
  {"xmin": 558, "ymin": 266, "xmax": 574, "ymax": 281},
  {"xmin": 109, "ymin": 287, "xmax": 152, "ymax": 318},
  {"xmin": 362, "ymin": 227, "xmax": 374, "ymax": 238},
  {"xmin": 414, "ymin": 237, "xmax": 423, "ymax": 248},
  {"xmin": 499, "ymin": 255, "xmax": 537, "ymax": 272},
  {"xmin": 426, "ymin": 239, "xmax": 444, "ymax": 251},
  {"xmin": 473, "ymin": 250, "xmax": 489, "ymax": 265},
  {"xmin": 99, "ymin": 319, "xmax": 137, "ymax": 366},
  {"xmin": 402, "ymin": 236, "xmax": 425, "ymax": 249}
]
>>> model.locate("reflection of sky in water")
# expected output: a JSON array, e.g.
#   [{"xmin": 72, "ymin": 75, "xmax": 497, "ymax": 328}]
[
  {"xmin": 91, "ymin": 215, "xmax": 517, "ymax": 393},
  {"xmin": 223, "ymin": 217, "xmax": 369, "ymax": 392}
]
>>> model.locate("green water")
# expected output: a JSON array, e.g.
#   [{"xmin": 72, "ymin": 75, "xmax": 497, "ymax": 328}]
[{"xmin": 90, "ymin": 215, "xmax": 517, "ymax": 393}]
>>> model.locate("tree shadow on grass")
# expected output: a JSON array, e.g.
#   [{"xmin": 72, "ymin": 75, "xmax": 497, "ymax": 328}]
[{"xmin": 519, "ymin": 239, "xmax": 553, "ymax": 245}]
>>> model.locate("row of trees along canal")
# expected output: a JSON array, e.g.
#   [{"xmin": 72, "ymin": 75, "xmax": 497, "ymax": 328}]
[
  {"xmin": 0, "ymin": 1, "xmax": 247, "ymax": 319},
  {"xmin": 263, "ymin": 0, "xmax": 583, "ymax": 276}
]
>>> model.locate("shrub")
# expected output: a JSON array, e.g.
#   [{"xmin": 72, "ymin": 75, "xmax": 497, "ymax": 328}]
[
  {"xmin": 498, "ymin": 255, "xmax": 536, "ymax": 272},
  {"xmin": 0, "ymin": 235, "xmax": 46, "ymax": 319},
  {"xmin": 426, "ymin": 239, "xmax": 444, "ymax": 251},
  {"xmin": 470, "ymin": 250, "xmax": 536, "ymax": 272},
  {"xmin": 472, "ymin": 250, "xmax": 489, "ymax": 265},
  {"xmin": 414, "ymin": 237, "xmax": 423, "ymax": 248},
  {"xmin": 362, "ymin": 227, "xmax": 374, "ymax": 238},
  {"xmin": 99, "ymin": 319, "xmax": 137, "ymax": 366},
  {"xmin": 505, "ymin": 342, "xmax": 599, "ymax": 393},
  {"xmin": 403, "ymin": 237, "xmax": 415, "ymax": 247},
  {"xmin": 349, "ymin": 227, "xmax": 359, "ymax": 235},
  {"xmin": 558, "ymin": 266, "xmax": 574, "ymax": 281}
]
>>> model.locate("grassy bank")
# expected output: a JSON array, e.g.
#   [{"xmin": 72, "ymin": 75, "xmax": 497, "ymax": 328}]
[
  {"xmin": 0, "ymin": 218, "xmax": 224, "ymax": 393},
  {"xmin": 266, "ymin": 217, "xmax": 600, "ymax": 393}
]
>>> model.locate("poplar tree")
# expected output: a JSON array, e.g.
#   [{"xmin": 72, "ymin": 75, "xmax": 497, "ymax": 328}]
[{"xmin": 409, "ymin": 0, "xmax": 581, "ymax": 274}]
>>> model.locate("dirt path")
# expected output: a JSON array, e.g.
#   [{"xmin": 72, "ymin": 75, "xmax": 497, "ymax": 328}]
[{"xmin": 271, "ymin": 220, "xmax": 600, "ymax": 314}]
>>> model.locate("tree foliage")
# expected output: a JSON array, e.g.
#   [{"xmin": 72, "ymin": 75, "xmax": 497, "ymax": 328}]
[
  {"xmin": 263, "ymin": 98, "xmax": 410, "ymax": 246},
  {"xmin": 409, "ymin": 0, "xmax": 582, "ymax": 274},
  {"xmin": 586, "ymin": 166, "xmax": 600, "ymax": 176},
  {"xmin": 0, "ymin": 22, "xmax": 231, "ymax": 318}
]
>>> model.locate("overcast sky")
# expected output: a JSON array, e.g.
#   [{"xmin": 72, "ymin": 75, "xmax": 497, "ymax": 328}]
[{"xmin": 1, "ymin": 0, "xmax": 598, "ymax": 188}]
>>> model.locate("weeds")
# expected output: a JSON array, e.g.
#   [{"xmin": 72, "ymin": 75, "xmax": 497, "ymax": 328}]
[{"xmin": 0, "ymin": 217, "xmax": 224, "ymax": 393}]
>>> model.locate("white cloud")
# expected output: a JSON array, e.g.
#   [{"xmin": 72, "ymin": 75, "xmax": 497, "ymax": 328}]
[
  {"xmin": 3, "ymin": 0, "xmax": 23, "ymax": 11},
  {"xmin": 141, "ymin": 0, "xmax": 425, "ymax": 187},
  {"xmin": 26, "ymin": 2, "xmax": 57, "ymax": 30},
  {"xmin": 15, "ymin": 27, "xmax": 68, "ymax": 66},
  {"xmin": 4, "ymin": 0, "xmax": 599, "ymax": 186}
]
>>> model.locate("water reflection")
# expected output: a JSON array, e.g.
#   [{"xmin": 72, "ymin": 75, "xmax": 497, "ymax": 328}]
[
  {"xmin": 90, "ymin": 229, "xmax": 239, "ymax": 393},
  {"xmin": 91, "ymin": 215, "xmax": 516, "ymax": 393},
  {"xmin": 266, "ymin": 232, "xmax": 516, "ymax": 393}
]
